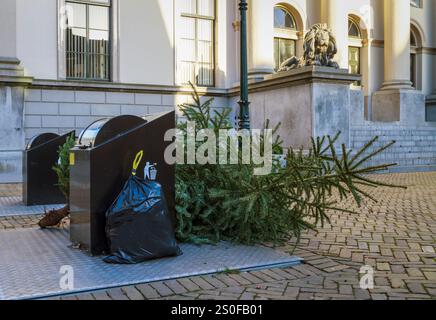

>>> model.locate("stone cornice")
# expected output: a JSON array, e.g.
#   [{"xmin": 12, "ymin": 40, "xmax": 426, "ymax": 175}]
[
  {"xmin": 0, "ymin": 57, "xmax": 33, "ymax": 86},
  {"xmin": 229, "ymin": 66, "xmax": 361, "ymax": 96},
  {"xmin": 416, "ymin": 47, "xmax": 436, "ymax": 55},
  {"xmin": 30, "ymin": 79, "xmax": 228, "ymax": 97},
  {"xmin": 30, "ymin": 66, "xmax": 361, "ymax": 98},
  {"xmin": 366, "ymin": 40, "xmax": 436, "ymax": 55}
]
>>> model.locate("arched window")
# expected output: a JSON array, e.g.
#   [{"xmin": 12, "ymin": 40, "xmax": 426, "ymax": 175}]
[
  {"xmin": 348, "ymin": 17, "xmax": 362, "ymax": 85},
  {"xmin": 410, "ymin": 31, "xmax": 417, "ymax": 88},
  {"xmin": 274, "ymin": 6, "xmax": 296, "ymax": 29},
  {"xmin": 274, "ymin": 6, "xmax": 297, "ymax": 71},
  {"xmin": 410, "ymin": 31, "xmax": 417, "ymax": 47},
  {"xmin": 410, "ymin": 26, "xmax": 422, "ymax": 89},
  {"xmin": 348, "ymin": 19, "xmax": 361, "ymax": 39}
]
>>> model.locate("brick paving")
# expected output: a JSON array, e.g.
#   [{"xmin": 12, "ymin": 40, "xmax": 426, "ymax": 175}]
[
  {"xmin": 1, "ymin": 172, "xmax": 435, "ymax": 300},
  {"xmin": 0, "ymin": 183, "xmax": 21, "ymax": 198},
  {"xmin": 0, "ymin": 215, "xmax": 42, "ymax": 230}
]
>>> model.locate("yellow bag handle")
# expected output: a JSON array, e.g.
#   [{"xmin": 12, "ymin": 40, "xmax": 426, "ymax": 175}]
[{"xmin": 132, "ymin": 150, "xmax": 144, "ymax": 176}]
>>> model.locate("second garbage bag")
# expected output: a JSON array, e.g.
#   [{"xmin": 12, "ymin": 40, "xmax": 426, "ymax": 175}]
[{"xmin": 104, "ymin": 151, "xmax": 181, "ymax": 264}]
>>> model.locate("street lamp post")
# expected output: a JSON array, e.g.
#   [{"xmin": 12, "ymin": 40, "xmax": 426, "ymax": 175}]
[{"xmin": 238, "ymin": 0, "xmax": 250, "ymax": 130}]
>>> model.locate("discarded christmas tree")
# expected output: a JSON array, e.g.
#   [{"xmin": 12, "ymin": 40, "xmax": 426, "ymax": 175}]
[
  {"xmin": 176, "ymin": 83, "xmax": 401, "ymax": 245},
  {"xmin": 38, "ymin": 134, "xmax": 76, "ymax": 228}
]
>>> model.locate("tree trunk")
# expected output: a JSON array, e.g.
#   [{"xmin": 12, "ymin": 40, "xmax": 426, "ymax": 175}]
[{"xmin": 38, "ymin": 205, "xmax": 70, "ymax": 229}]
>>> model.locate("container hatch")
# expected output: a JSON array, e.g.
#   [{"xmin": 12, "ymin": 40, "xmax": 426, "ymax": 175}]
[
  {"xmin": 78, "ymin": 115, "xmax": 146, "ymax": 148},
  {"xmin": 26, "ymin": 133, "xmax": 60, "ymax": 151}
]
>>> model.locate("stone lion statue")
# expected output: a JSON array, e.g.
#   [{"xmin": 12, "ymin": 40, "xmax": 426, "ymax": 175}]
[{"xmin": 278, "ymin": 23, "xmax": 339, "ymax": 72}]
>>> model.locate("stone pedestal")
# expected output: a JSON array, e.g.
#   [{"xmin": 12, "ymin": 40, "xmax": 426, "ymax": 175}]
[
  {"xmin": 0, "ymin": 57, "xmax": 33, "ymax": 183},
  {"xmin": 242, "ymin": 66, "xmax": 360, "ymax": 149},
  {"xmin": 372, "ymin": 89, "xmax": 425, "ymax": 124}
]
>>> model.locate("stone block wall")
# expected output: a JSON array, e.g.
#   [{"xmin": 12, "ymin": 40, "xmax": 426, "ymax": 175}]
[
  {"xmin": 23, "ymin": 88, "xmax": 231, "ymax": 142},
  {"xmin": 350, "ymin": 126, "xmax": 436, "ymax": 172},
  {"xmin": 349, "ymin": 88, "xmax": 436, "ymax": 172},
  {"xmin": 24, "ymin": 89, "xmax": 175, "ymax": 140}
]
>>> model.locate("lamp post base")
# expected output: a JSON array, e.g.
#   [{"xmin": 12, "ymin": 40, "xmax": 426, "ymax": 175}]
[{"xmin": 238, "ymin": 100, "xmax": 251, "ymax": 130}]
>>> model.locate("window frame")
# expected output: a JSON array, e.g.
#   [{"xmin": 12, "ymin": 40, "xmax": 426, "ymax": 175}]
[
  {"xmin": 348, "ymin": 46, "xmax": 361, "ymax": 77},
  {"xmin": 273, "ymin": 5, "xmax": 298, "ymax": 72},
  {"xmin": 58, "ymin": 0, "xmax": 119, "ymax": 82},
  {"xmin": 410, "ymin": 31, "xmax": 418, "ymax": 51},
  {"xmin": 410, "ymin": 27, "xmax": 422, "ymax": 89},
  {"xmin": 274, "ymin": 6, "xmax": 297, "ymax": 31},
  {"xmin": 347, "ymin": 17, "xmax": 363, "ymax": 87},
  {"xmin": 176, "ymin": 0, "xmax": 216, "ymax": 88},
  {"xmin": 348, "ymin": 19, "xmax": 361, "ymax": 39},
  {"xmin": 410, "ymin": 0, "xmax": 422, "ymax": 8},
  {"xmin": 410, "ymin": 52, "xmax": 417, "ymax": 88},
  {"xmin": 274, "ymin": 37, "xmax": 297, "ymax": 72}
]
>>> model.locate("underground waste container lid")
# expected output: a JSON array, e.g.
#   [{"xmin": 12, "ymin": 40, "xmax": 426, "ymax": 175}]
[
  {"xmin": 26, "ymin": 133, "xmax": 60, "ymax": 150},
  {"xmin": 78, "ymin": 115, "xmax": 147, "ymax": 148}
]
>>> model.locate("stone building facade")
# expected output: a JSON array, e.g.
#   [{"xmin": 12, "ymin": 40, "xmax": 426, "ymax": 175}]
[{"xmin": 0, "ymin": 0, "xmax": 435, "ymax": 182}]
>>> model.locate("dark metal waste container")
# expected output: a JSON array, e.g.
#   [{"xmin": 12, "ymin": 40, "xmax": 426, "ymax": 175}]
[
  {"xmin": 23, "ymin": 131, "xmax": 75, "ymax": 206},
  {"xmin": 69, "ymin": 112, "xmax": 175, "ymax": 255}
]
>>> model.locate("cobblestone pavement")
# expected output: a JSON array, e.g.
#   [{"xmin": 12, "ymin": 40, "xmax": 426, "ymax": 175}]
[{"xmin": 1, "ymin": 172, "xmax": 435, "ymax": 300}]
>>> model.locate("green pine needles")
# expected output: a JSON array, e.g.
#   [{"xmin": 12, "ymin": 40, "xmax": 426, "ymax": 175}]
[
  {"xmin": 175, "ymin": 84, "xmax": 401, "ymax": 245},
  {"xmin": 53, "ymin": 133, "xmax": 76, "ymax": 201}
]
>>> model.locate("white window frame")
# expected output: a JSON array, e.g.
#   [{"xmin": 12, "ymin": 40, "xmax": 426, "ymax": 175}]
[
  {"xmin": 273, "ymin": 6, "xmax": 299, "ymax": 72},
  {"xmin": 57, "ymin": 0, "xmax": 120, "ymax": 82},
  {"xmin": 175, "ymin": 1, "xmax": 216, "ymax": 88},
  {"xmin": 348, "ymin": 17, "xmax": 363, "ymax": 88}
]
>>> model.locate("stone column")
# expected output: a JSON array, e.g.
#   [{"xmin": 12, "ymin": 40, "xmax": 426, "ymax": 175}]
[
  {"xmin": 321, "ymin": 0, "xmax": 349, "ymax": 69},
  {"xmin": 247, "ymin": 0, "xmax": 275, "ymax": 80},
  {"xmin": 381, "ymin": 0, "xmax": 412, "ymax": 90},
  {"xmin": 372, "ymin": 0, "xmax": 425, "ymax": 123}
]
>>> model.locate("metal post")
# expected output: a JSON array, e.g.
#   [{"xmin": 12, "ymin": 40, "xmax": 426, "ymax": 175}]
[{"xmin": 238, "ymin": 0, "xmax": 250, "ymax": 130}]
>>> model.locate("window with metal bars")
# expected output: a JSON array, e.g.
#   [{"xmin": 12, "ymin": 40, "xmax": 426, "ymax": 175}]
[
  {"xmin": 177, "ymin": 0, "xmax": 215, "ymax": 87},
  {"xmin": 66, "ymin": 0, "xmax": 111, "ymax": 81}
]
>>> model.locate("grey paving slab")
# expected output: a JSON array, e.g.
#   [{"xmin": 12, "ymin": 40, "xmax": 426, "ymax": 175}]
[
  {"xmin": 0, "ymin": 196, "xmax": 64, "ymax": 217},
  {"xmin": 0, "ymin": 228, "xmax": 301, "ymax": 300}
]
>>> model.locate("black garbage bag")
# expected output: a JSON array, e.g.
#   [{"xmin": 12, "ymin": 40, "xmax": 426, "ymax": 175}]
[{"xmin": 104, "ymin": 175, "xmax": 181, "ymax": 264}]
